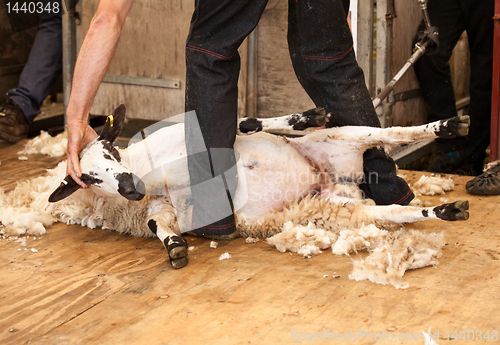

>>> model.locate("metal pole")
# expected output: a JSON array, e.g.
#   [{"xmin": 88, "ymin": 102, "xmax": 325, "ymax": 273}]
[
  {"xmin": 372, "ymin": 40, "xmax": 430, "ymax": 109},
  {"xmin": 418, "ymin": 0, "xmax": 433, "ymax": 29},
  {"xmin": 373, "ymin": 0, "xmax": 437, "ymax": 110}
]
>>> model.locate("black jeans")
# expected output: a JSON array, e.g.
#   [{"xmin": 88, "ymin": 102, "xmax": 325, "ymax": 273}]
[
  {"xmin": 185, "ymin": 0, "xmax": 414, "ymax": 234},
  {"xmin": 414, "ymin": 0, "xmax": 494, "ymax": 174}
]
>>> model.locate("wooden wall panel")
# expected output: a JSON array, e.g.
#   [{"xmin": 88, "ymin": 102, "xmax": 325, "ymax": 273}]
[
  {"xmin": 449, "ymin": 32, "xmax": 470, "ymax": 101},
  {"xmin": 390, "ymin": 1, "xmax": 427, "ymax": 127},
  {"xmin": 80, "ymin": 1, "xmax": 248, "ymax": 121}
]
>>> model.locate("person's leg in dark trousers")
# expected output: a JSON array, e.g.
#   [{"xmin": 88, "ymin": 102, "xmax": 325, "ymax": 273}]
[
  {"xmin": 287, "ymin": 0, "xmax": 414, "ymax": 205},
  {"xmin": 9, "ymin": 4, "xmax": 63, "ymax": 123},
  {"xmin": 185, "ymin": 0, "xmax": 268, "ymax": 237},
  {"xmin": 461, "ymin": 0, "xmax": 494, "ymax": 173},
  {"xmin": 414, "ymin": 0, "xmax": 493, "ymax": 174}
]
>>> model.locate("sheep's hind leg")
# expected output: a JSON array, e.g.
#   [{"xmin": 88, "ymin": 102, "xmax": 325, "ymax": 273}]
[
  {"xmin": 356, "ymin": 200, "xmax": 469, "ymax": 225},
  {"xmin": 431, "ymin": 200, "xmax": 470, "ymax": 221},
  {"xmin": 147, "ymin": 219, "xmax": 189, "ymax": 269}
]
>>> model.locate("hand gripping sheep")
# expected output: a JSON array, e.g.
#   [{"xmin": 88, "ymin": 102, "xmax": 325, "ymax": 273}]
[{"xmin": 49, "ymin": 105, "xmax": 470, "ymax": 269}]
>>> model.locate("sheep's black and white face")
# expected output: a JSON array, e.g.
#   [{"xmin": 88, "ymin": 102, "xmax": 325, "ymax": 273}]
[
  {"xmin": 77, "ymin": 138, "xmax": 145, "ymax": 200},
  {"xmin": 49, "ymin": 104, "xmax": 145, "ymax": 203}
]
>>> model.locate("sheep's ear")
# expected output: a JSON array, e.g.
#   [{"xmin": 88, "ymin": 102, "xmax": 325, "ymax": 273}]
[
  {"xmin": 49, "ymin": 176, "xmax": 81, "ymax": 202},
  {"xmin": 99, "ymin": 104, "xmax": 126, "ymax": 143},
  {"xmin": 48, "ymin": 174, "xmax": 98, "ymax": 202}
]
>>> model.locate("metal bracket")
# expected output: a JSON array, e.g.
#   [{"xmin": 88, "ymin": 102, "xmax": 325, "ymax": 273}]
[
  {"xmin": 102, "ymin": 74, "xmax": 181, "ymax": 89},
  {"xmin": 392, "ymin": 88, "xmax": 423, "ymax": 103}
]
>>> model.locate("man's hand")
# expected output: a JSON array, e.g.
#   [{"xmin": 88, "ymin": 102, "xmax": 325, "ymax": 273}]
[{"xmin": 66, "ymin": 121, "xmax": 98, "ymax": 188}]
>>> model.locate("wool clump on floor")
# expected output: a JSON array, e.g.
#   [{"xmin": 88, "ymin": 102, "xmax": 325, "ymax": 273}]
[
  {"xmin": 412, "ymin": 174, "xmax": 454, "ymax": 196},
  {"xmin": 266, "ymin": 221, "xmax": 446, "ymax": 289},
  {"xmin": 18, "ymin": 130, "xmax": 67, "ymax": 158},
  {"xmin": 219, "ymin": 252, "xmax": 232, "ymax": 260}
]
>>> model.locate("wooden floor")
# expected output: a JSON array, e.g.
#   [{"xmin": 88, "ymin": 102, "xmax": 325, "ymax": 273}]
[{"xmin": 0, "ymin": 139, "xmax": 499, "ymax": 345}]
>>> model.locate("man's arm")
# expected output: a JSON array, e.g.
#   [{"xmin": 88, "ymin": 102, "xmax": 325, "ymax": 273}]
[{"xmin": 65, "ymin": 0, "xmax": 136, "ymax": 187}]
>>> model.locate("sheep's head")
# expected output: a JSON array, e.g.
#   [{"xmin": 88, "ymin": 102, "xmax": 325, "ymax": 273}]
[{"xmin": 49, "ymin": 104, "xmax": 145, "ymax": 202}]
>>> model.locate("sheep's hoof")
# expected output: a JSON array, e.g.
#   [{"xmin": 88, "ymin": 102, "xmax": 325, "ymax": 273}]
[
  {"xmin": 434, "ymin": 200, "xmax": 469, "ymax": 221},
  {"xmin": 457, "ymin": 115, "xmax": 470, "ymax": 136},
  {"xmin": 291, "ymin": 107, "xmax": 329, "ymax": 130},
  {"xmin": 169, "ymin": 245, "xmax": 188, "ymax": 260},
  {"xmin": 166, "ymin": 236, "xmax": 188, "ymax": 259},
  {"xmin": 171, "ymin": 256, "xmax": 189, "ymax": 269},
  {"xmin": 436, "ymin": 116, "xmax": 470, "ymax": 138}
]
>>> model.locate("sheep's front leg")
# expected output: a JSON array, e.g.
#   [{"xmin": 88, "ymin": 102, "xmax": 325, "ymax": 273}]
[
  {"xmin": 147, "ymin": 198, "xmax": 188, "ymax": 269},
  {"xmin": 238, "ymin": 107, "xmax": 328, "ymax": 134},
  {"xmin": 356, "ymin": 200, "xmax": 469, "ymax": 225}
]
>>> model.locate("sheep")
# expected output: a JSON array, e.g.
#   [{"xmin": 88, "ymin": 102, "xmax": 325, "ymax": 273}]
[{"xmin": 1, "ymin": 104, "xmax": 470, "ymax": 287}]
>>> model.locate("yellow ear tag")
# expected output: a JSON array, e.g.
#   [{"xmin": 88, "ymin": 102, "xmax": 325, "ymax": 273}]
[{"xmin": 106, "ymin": 115, "xmax": 114, "ymax": 127}]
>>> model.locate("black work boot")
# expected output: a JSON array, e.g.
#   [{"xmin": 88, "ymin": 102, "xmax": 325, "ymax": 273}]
[
  {"xmin": 0, "ymin": 97, "xmax": 29, "ymax": 143},
  {"xmin": 466, "ymin": 162, "xmax": 500, "ymax": 195}
]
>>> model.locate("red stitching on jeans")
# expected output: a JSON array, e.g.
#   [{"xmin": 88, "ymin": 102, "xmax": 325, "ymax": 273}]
[
  {"xmin": 303, "ymin": 46, "xmax": 353, "ymax": 61},
  {"xmin": 187, "ymin": 45, "xmax": 233, "ymax": 60},
  {"xmin": 393, "ymin": 190, "xmax": 414, "ymax": 205}
]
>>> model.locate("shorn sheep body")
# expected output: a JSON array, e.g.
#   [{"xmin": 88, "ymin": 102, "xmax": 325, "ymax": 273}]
[{"xmin": 1, "ymin": 105, "xmax": 471, "ymax": 288}]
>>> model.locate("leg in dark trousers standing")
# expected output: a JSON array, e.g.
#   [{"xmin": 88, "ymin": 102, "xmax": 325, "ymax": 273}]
[
  {"xmin": 287, "ymin": 0, "xmax": 414, "ymax": 205},
  {"xmin": 9, "ymin": 5, "xmax": 63, "ymax": 123},
  {"xmin": 414, "ymin": 0, "xmax": 494, "ymax": 175},
  {"xmin": 0, "ymin": 2, "xmax": 62, "ymax": 142},
  {"xmin": 184, "ymin": 0, "xmax": 268, "ymax": 237}
]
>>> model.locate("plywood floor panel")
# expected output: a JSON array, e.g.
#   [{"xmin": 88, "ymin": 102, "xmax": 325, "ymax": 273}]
[{"xmin": 0, "ymin": 142, "xmax": 499, "ymax": 345}]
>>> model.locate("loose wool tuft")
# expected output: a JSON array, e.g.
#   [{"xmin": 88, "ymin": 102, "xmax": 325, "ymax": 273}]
[
  {"xmin": 412, "ymin": 174, "xmax": 454, "ymax": 196},
  {"xmin": 266, "ymin": 222, "xmax": 337, "ymax": 258},
  {"xmin": 18, "ymin": 130, "xmax": 67, "ymax": 157},
  {"xmin": 349, "ymin": 230, "xmax": 446, "ymax": 289}
]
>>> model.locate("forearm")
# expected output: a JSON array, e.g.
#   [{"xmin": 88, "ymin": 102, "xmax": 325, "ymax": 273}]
[{"xmin": 66, "ymin": 0, "xmax": 135, "ymax": 126}]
